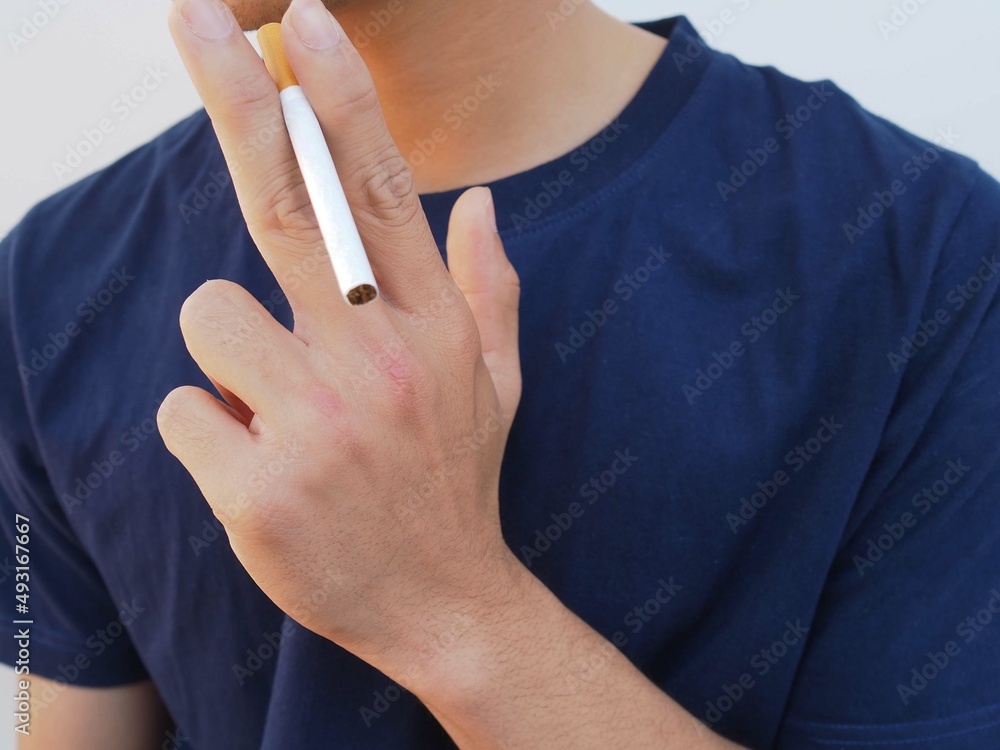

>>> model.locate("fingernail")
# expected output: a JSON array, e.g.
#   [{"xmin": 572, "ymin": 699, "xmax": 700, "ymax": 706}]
[
  {"xmin": 288, "ymin": 0, "xmax": 342, "ymax": 49},
  {"xmin": 483, "ymin": 187, "xmax": 498, "ymax": 233},
  {"xmin": 175, "ymin": 0, "xmax": 236, "ymax": 40}
]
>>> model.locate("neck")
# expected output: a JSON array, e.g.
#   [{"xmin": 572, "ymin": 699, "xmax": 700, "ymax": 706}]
[{"xmin": 332, "ymin": 1, "xmax": 667, "ymax": 193}]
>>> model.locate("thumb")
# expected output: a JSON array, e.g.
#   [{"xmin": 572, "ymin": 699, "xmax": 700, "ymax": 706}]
[{"xmin": 446, "ymin": 187, "xmax": 522, "ymax": 424}]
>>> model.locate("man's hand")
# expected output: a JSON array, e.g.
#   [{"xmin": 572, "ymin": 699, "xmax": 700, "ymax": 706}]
[
  {"xmin": 162, "ymin": 0, "xmax": 522, "ymax": 682},
  {"xmin": 162, "ymin": 1, "xmax": 743, "ymax": 747}
]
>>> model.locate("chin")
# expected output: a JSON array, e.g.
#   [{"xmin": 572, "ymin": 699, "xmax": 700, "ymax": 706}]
[{"xmin": 223, "ymin": 0, "xmax": 355, "ymax": 30}]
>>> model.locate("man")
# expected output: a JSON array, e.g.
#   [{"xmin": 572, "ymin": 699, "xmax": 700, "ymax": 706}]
[{"xmin": 1, "ymin": 0, "xmax": 998, "ymax": 747}]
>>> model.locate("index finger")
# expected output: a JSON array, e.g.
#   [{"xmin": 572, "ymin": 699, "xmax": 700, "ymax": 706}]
[
  {"xmin": 280, "ymin": 0, "xmax": 456, "ymax": 314},
  {"xmin": 168, "ymin": 0, "xmax": 347, "ymax": 326}
]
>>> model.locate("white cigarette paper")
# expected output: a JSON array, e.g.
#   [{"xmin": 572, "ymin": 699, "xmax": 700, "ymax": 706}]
[{"xmin": 259, "ymin": 24, "xmax": 378, "ymax": 306}]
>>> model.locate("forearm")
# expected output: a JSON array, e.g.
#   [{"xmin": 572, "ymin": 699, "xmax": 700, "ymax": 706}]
[
  {"xmin": 392, "ymin": 554, "xmax": 745, "ymax": 750},
  {"xmin": 19, "ymin": 678, "xmax": 172, "ymax": 750}
]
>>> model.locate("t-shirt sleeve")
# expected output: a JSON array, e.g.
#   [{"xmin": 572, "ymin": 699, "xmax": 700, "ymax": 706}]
[
  {"xmin": 0, "ymin": 225, "xmax": 148, "ymax": 687},
  {"xmin": 776, "ymin": 170, "xmax": 1000, "ymax": 748}
]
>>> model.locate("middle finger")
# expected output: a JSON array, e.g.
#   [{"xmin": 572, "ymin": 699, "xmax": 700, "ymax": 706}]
[
  {"xmin": 281, "ymin": 0, "xmax": 457, "ymax": 315},
  {"xmin": 169, "ymin": 0, "xmax": 348, "ymax": 328}
]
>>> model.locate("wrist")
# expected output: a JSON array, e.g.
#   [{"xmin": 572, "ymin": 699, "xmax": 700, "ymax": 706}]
[{"xmin": 387, "ymin": 544, "xmax": 547, "ymax": 713}]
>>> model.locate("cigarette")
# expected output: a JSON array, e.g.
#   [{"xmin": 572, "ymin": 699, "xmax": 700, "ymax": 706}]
[{"xmin": 257, "ymin": 23, "xmax": 378, "ymax": 306}]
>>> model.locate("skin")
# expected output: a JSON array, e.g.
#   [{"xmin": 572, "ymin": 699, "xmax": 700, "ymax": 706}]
[
  {"xmin": 27, "ymin": 0, "xmax": 744, "ymax": 747},
  {"xmin": 226, "ymin": 0, "xmax": 669, "ymax": 193},
  {"xmin": 20, "ymin": 679, "xmax": 171, "ymax": 749}
]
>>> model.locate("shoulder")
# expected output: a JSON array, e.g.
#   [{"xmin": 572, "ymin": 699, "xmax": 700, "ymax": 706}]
[
  {"xmin": 2, "ymin": 109, "xmax": 223, "ymax": 280},
  {"xmin": 0, "ymin": 108, "xmax": 241, "ymax": 341},
  {"xmin": 691, "ymin": 43, "xmax": 999, "ymax": 298},
  {"xmin": 711, "ymin": 52, "xmax": 983, "ymax": 206},
  {"xmin": 0, "ymin": 109, "xmax": 247, "ymax": 401}
]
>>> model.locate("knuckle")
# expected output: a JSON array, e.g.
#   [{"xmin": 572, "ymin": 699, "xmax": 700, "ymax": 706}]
[
  {"xmin": 179, "ymin": 279, "xmax": 246, "ymax": 332},
  {"xmin": 421, "ymin": 307, "xmax": 482, "ymax": 368},
  {"xmin": 304, "ymin": 381, "xmax": 347, "ymax": 423},
  {"xmin": 323, "ymin": 419, "xmax": 367, "ymax": 463},
  {"xmin": 157, "ymin": 387, "xmax": 223, "ymax": 464},
  {"xmin": 248, "ymin": 164, "xmax": 321, "ymax": 246},
  {"xmin": 326, "ymin": 77, "xmax": 382, "ymax": 123},
  {"xmin": 352, "ymin": 331, "xmax": 439, "ymax": 419},
  {"xmin": 218, "ymin": 72, "xmax": 276, "ymax": 116},
  {"xmin": 221, "ymin": 492, "xmax": 288, "ymax": 544},
  {"xmin": 156, "ymin": 387, "xmax": 191, "ymax": 438},
  {"xmin": 355, "ymin": 147, "xmax": 420, "ymax": 229},
  {"xmin": 271, "ymin": 185, "xmax": 319, "ymax": 242},
  {"xmin": 409, "ymin": 281, "xmax": 467, "ymax": 324},
  {"xmin": 501, "ymin": 260, "xmax": 521, "ymax": 292},
  {"xmin": 379, "ymin": 350, "xmax": 438, "ymax": 418},
  {"xmin": 179, "ymin": 281, "xmax": 275, "ymax": 365},
  {"xmin": 305, "ymin": 399, "xmax": 370, "ymax": 466},
  {"xmin": 220, "ymin": 456, "xmax": 305, "ymax": 538},
  {"xmin": 453, "ymin": 319, "xmax": 484, "ymax": 364}
]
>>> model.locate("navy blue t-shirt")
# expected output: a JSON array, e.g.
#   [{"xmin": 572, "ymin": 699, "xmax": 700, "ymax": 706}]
[{"xmin": 2, "ymin": 17, "xmax": 999, "ymax": 749}]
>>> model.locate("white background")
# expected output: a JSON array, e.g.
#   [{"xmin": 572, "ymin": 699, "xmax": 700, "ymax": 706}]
[{"xmin": 0, "ymin": 0, "xmax": 998, "ymax": 745}]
